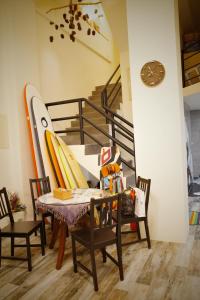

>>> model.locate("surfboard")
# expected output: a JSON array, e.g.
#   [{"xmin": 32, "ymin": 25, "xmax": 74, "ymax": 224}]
[
  {"xmin": 31, "ymin": 96, "xmax": 57, "ymax": 188},
  {"xmin": 50, "ymin": 133, "xmax": 71, "ymax": 189},
  {"xmin": 56, "ymin": 135, "xmax": 89, "ymax": 188},
  {"xmin": 45, "ymin": 130, "xmax": 65, "ymax": 188},
  {"xmin": 57, "ymin": 146, "xmax": 77, "ymax": 189},
  {"xmin": 24, "ymin": 83, "xmax": 43, "ymax": 178}
]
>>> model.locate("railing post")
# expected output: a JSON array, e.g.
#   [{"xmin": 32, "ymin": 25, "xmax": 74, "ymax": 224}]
[
  {"xmin": 181, "ymin": 50, "xmax": 185, "ymax": 88},
  {"xmin": 103, "ymin": 89, "xmax": 109, "ymax": 124},
  {"xmin": 111, "ymin": 113, "xmax": 115, "ymax": 146},
  {"xmin": 79, "ymin": 99, "xmax": 84, "ymax": 144}
]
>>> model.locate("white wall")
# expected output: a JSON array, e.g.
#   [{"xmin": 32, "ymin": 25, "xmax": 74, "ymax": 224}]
[
  {"xmin": 0, "ymin": 0, "xmax": 119, "ymax": 219},
  {"xmin": 119, "ymin": 50, "xmax": 133, "ymax": 122},
  {"xmin": 127, "ymin": 0, "xmax": 189, "ymax": 242},
  {"xmin": 102, "ymin": 0, "xmax": 132, "ymax": 122},
  {"xmin": 0, "ymin": 0, "xmax": 40, "ymax": 219},
  {"xmin": 35, "ymin": 0, "xmax": 119, "ymax": 130}
]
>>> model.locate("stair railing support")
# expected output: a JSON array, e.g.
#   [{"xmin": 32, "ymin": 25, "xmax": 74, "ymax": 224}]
[
  {"xmin": 79, "ymin": 99, "xmax": 84, "ymax": 144},
  {"xmin": 101, "ymin": 89, "xmax": 109, "ymax": 124},
  {"xmin": 111, "ymin": 113, "xmax": 116, "ymax": 146}
]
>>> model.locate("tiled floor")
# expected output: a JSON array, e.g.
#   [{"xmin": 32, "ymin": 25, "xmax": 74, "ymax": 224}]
[{"xmin": 0, "ymin": 211, "xmax": 200, "ymax": 299}]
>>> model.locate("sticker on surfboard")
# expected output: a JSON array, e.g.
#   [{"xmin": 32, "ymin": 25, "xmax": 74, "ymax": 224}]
[
  {"xmin": 31, "ymin": 96, "xmax": 57, "ymax": 188},
  {"xmin": 24, "ymin": 83, "xmax": 43, "ymax": 178}
]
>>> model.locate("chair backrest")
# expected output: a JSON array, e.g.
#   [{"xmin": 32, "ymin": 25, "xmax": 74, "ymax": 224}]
[
  {"xmin": 29, "ymin": 176, "xmax": 51, "ymax": 217},
  {"xmin": 136, "ymin": 176, "xmax": 151, "ymax": 215},
  {"xmin": 89, "ymin": 193, "xmax": 122, "ymax": 243},
  {"xmin": 0, "ymin": 187, "xmax": 14, "ymax": 224}
]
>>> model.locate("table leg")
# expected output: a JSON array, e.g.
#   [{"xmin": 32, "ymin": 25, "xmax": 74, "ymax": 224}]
[
  {"xmin": 56, "ymin": 222, "xmax": 67, "ymax": 270},
  {"xmin": 49, "ymin": 218, "xmax": 60, "ymax": 249}
]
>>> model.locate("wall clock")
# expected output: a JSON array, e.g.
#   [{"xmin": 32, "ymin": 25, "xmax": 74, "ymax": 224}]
[{"xmin": 140, "ymin": 60, "xmax": 165, "ymax": 87}]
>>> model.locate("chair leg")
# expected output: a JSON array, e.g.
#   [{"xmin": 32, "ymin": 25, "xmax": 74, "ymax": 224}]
[
  {"xmin": 137, "ymin": 222, "xmax": 141, "ymax": 241},
  {"xmin": 11, "ymin": 236, "xmax": 14, "ymax": 256},
  {"xmin": 71, "ymin": 236, "xmax": 77, "ymax": 273},
  {"xmin": 49, "ymin": 218, "xmax": 60, "ymax": 249},
  {"xmin": 116, "ymin": 241, "xmax": 124, "ymax": 281},
  {"xmin": 144, "ymin": 219, "xmax": 151, "ymax": 249},
  {"xmin": 101, "ymin": 248, "xmax": 106, "ymax": 263},
  {"xmin": 26, "ymin": 236, "xmax": 32, "ymax": 271},
  {"xmin": 56, "ymin": 223, "xmax": 67, "ymax": 270},
  {"xmin": 40, "ymin": 224, "xmax": 45, "ymax": 256},
  {"xmin": 42, "ymin": 215, "xmax": 47, "ymax": 245},
  {"xmin": 34, "ymin": 213, "xmax": 38, "ymax": 236},
  {"xmin": 0, "ymin": 236, "xmax": 1, "ymax": 268},
  {"xmin": 51, "ymin": 215, "xmax": 54, "ymax": 232},
  {"xmin": 90, "ymin": 248, "xmax": 98, "ymax": 291},
  {"xmin": 66, "ymin": 225, "xmax": 69, "ymax": 238}
]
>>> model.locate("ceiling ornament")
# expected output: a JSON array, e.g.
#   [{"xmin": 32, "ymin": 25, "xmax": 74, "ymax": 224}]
[{"xmin": 46, "ymin": 0, "xmax": 103, "ymax": 42}]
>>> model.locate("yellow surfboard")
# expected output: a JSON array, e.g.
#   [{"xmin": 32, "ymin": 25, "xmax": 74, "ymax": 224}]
[
  {"xmin": 50, "ymin": 133, "xmax": 71, "ymax": 189},
  {"xmin": 58, "ymin": 146, "xmax": 77, "ymax": 189},
  {"xmin": 45, "ymin": 130, "xmax": 65, "ymax": 188},
  {"xmin": 56, "ymin": 135, "xmax": 89, "ymax": 188}
]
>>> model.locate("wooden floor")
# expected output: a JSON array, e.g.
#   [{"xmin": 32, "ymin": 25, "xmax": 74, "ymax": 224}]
[{"xmin": 0, "ymin": 222, "xmax": 200, "ymax": 300}]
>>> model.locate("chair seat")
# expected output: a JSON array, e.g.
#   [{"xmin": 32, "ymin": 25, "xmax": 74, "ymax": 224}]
[
  {"xmin": 71, "ymin": 227, "xmax": 116, "ymax": 248},
  {"xmin": 113, "ymin": 210, "xmax": 143, "ymax": 224},
  {"xmin": 0, "ymin": 221, "xmax": 42, "ymax": 236}
]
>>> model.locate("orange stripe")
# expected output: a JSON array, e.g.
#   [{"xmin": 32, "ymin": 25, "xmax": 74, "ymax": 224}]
[{"xmin": 24, "ymin": 84, "xmax": 38, "ymax": 179}]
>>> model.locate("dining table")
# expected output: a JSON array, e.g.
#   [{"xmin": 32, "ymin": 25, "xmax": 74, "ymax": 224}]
[{"xmin": 36, "ymin": 188, "xmax": 107, "ymax": 270}]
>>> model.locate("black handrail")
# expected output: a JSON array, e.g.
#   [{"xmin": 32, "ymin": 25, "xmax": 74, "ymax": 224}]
[
  {"xmin": 82, "ymin": 115, "xmax": 134, "ymax": 156},
  {"xmin": 103, "ymin": 105, "xmax": 133, "ymax": 128},
  {"xmin": 47, "ymin": 98, "xmax": 134, "ymax": 138},
  {"xmin": 102, "ymin": 64, "xmax": 120, "ymax": 93},
  {"xmin": 46, "ymin": 65, "xmax": 136, "ymax": 180},
  {"xmin": 46, "ymin": 97, "xmax": 136, "ymax": 176},
  {"xmin": 101, "ymin": 65, "xmax": 133, "ymax": 128},
  {"xmin": 101, "ymin": 64, "xmax": 121, "ymax": 111}
]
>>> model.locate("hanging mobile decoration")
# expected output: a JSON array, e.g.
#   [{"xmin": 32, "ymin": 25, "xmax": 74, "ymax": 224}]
[{"xmin": 47, "ymin": 0, "xmax": 102, "ymax": 43}]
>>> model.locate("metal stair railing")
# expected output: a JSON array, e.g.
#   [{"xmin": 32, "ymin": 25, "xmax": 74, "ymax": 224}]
[
  {"xmin": 46, "ymin": 97, "xmax": 136, "ymax": 175},
  {"xmin": 101, "ymin": 64, "xmax": 121, "ymax": 113},
  {"xmin": 182, "ymin": 39, "xmax": 200, "ymax": 87},
  {"xmin": 100, "ymin": 65, "xmax": 135, "ymax": 171}
]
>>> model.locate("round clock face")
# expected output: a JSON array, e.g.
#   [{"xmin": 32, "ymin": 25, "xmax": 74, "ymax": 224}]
[{"xmin": 140, "ymin": 60, "xmax": 165, "ymax": 87}]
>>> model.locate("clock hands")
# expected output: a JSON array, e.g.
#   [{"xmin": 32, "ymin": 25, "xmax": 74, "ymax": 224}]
[{"xmin": 147, "ymin": 65, "xmax": 153, "ymax": 75}]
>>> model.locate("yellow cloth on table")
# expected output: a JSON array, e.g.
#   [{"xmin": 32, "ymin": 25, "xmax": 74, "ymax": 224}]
[{"xmin": 53, "ymin": 188, "xmax": 72, "ymax": 200}]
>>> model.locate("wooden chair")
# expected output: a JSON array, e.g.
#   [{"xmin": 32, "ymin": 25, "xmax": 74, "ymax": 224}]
[
  {"xmin": 0, "ymin": 187, "xmax": 45, "ymax": 271},
  {"xmin": 29, "ymin": 176, "xmax": 53, "ymax": 245},
  {"xmin": 114, "ymin": 176, "xmax": 151, "ymax": 248},
  {"xmin": 71, "ymin": 193, "xmax": 124, "ymax": 291}
]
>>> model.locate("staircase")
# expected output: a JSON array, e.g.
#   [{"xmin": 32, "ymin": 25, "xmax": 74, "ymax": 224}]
[
  {"xmin": 46, "ymin": 65, "xmax": 136, "ymax": 187},
  {"xmin": 64, "ymin": 83, "xmax": 122, "ymax": 145}
]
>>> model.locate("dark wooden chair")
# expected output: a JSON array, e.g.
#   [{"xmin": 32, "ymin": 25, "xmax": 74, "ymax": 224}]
[
  {"xmin": 71, "ymin": 193, "xmax": 124, "ymax": 291},
  {"xmin": 114, "ymin": 176, "xmax": 151, "ymax": 248},
  {"xmin": 29, "ymin": 176, "xmax": 53, "ymax": 245},
  {"xmin": 0, "ymin": 187, "xmax": 45, "ymax": 271}
]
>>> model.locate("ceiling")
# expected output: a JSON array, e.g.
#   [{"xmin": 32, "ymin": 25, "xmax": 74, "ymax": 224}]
[{"xmin": 179, "ymin": 0, "xmax": 200, "ymax": 38}]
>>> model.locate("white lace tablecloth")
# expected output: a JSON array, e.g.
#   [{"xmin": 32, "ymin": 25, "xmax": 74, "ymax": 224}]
[{"xmin": 36, "ymin": 188, "xmax": 106, "ymax": 225}]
